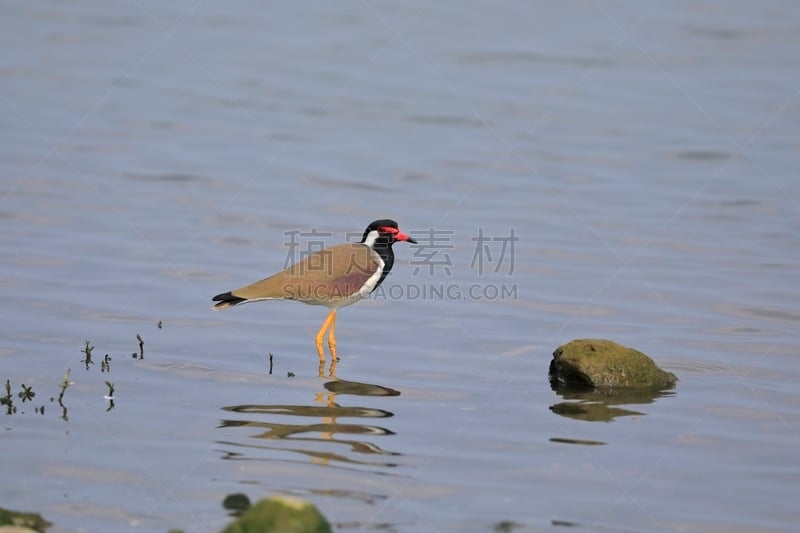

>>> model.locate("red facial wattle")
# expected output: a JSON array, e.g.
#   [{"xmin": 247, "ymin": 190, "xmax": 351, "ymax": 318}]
[{"xmin": 378, "ymin": 226, "xmax": 417, "ymax": 244}]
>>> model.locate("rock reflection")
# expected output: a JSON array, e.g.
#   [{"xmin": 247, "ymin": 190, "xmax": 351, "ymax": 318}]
[
  {"xmin": 217, "ymin": 378, "xmax": 401, "ymax": 468},
  {"xmin": 549, "ymin": 382, "xmax": 675, "ymax": 423}
]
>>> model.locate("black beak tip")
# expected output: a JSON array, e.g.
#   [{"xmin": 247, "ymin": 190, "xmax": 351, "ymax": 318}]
[{"xmin": 406, "ymin": 237, "xmax": 417, "ymax": 244}]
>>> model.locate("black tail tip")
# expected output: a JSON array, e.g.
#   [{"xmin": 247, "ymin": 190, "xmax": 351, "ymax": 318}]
[
  {"xmin": 212, "ymin": 291, "xmax": 233, "ymax": 302},
  {"xmin": 212, "ymin": 291, "xmax": 247, "ymax": 308}
]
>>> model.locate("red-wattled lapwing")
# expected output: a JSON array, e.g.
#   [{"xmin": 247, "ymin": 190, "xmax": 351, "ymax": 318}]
[{"xmin": 212, "ymin": 219, "xmax": 416, "ymax": 364}]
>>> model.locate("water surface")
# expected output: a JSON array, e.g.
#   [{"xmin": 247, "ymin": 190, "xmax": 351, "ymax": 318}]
[{"xmin": 2, "ymin": 2, "xmax": 799, "ymax": 532}]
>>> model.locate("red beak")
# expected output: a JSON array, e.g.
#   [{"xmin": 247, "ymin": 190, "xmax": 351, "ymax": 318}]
[{"xmin": 395, "ymin": 230, "xmax": 416, "ymax": 244}]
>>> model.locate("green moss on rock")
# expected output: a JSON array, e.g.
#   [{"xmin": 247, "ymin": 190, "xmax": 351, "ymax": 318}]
[
  {"xmin": 0, "ymin": 505, "xmax": 51, "ymax": 532},
  {"xmin": 221, "ymin": 495, "xmax": 331, "ymax": 533},
  {"xmin": 549, "ymin": 339, "xmax": 677, "ymax": 389}
]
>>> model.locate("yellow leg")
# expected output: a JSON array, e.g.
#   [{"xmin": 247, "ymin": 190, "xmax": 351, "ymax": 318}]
[
  {"xmin": 328, "ymin": 310, "xmax": 338, "ymax": 361},
  {"xmin": 328, "ymin": 356, "xmax": 337, "ymax": 379},
  {"xmin": 315, "ymin": 310, "xmax": 336, "ymax": 363}
]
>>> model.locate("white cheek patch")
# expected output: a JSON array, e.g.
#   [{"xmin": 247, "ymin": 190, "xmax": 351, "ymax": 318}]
[{"xmin": 362, "ymin": 230, "xmax": 380, "ymax": 248}]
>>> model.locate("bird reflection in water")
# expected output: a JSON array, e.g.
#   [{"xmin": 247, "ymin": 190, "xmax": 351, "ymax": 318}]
[{"xmin": 217, "ymin": 378, "xmax": 401, "ymax": 468}]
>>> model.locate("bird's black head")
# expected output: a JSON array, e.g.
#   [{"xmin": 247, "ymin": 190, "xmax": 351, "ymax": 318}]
[{"xmin": 361, "ymin": 219, "xmax": 417, "ymax": 246}]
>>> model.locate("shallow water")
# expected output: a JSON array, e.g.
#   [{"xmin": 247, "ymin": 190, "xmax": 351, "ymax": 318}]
[{"xmin": 2, "ymin": 1, "xmax": 799, "ymax": 532}]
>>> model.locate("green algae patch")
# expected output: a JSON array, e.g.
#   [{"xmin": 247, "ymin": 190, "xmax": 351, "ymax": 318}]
[
  {"xmin": 549, "ymin": 339, "xmax": 677, "ymax": 389},
  {"xmin": 221, "ymin": 495, "xmax": 331, "ymax": 533},
  {"xmin": 0, "ymin": 505, "xmax": 51, "ymax": 532}
]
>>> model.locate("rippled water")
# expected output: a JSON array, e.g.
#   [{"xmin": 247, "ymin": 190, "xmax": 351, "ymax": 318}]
[{"xmin": 2, "ymin": 2, "xmax": 799, "ymax": 532}]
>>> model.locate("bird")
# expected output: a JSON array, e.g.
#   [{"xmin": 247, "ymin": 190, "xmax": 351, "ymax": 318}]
[{"xmin": 212, "ymin": 219, "xmax": 417, "ymax": 364}]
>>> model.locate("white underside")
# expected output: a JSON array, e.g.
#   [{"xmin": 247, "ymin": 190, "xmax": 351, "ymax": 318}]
[{"xmin": 355, "ymin": 244, "xmax": 385, "ymax": 299}]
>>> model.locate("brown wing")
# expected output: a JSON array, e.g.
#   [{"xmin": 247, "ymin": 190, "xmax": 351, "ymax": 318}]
[{"xmin": 229, "ymin": 243, "xmax": 379, "ymax": 305}]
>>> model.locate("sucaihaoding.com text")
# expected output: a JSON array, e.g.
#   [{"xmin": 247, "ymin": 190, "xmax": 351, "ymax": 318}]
[{"xmin": 369, "ymin": 283, "xmax": 517, "ymax": 301}]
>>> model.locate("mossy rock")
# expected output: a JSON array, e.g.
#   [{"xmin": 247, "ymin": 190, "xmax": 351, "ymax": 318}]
[
  {"xmin": 221, "ymin": 495, "xmax": 331, "ymax": 533},
  {"xmin": 549, "ymin": 339, "xmax": 677, "ymax": 389},
  {"xmin": 0, "ymin": 505, "xmax": 51, "ymax": 532}
]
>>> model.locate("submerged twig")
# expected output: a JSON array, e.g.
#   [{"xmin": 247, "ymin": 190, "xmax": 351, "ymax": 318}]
[
  {"xmin": 1, "ymin": 379, "xmax": 14, "ymax": 414},
  {"xmin": 18, "ymin": 384, "xmax": 35, "ymax": 403},
  {"xmin": 81, "ymin": 340, "xmax": 94, "ymax": 370},
  {"xmin": 104, "ymin": 380, "xmax": 115, "ymax": 412},
  {"xmin": 57, "ymin": 369, "xmax": 71, "ymax": 404},
  {"xmin": 57, "ymin": 369, "xmax": 72, "ymax": 421}
]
